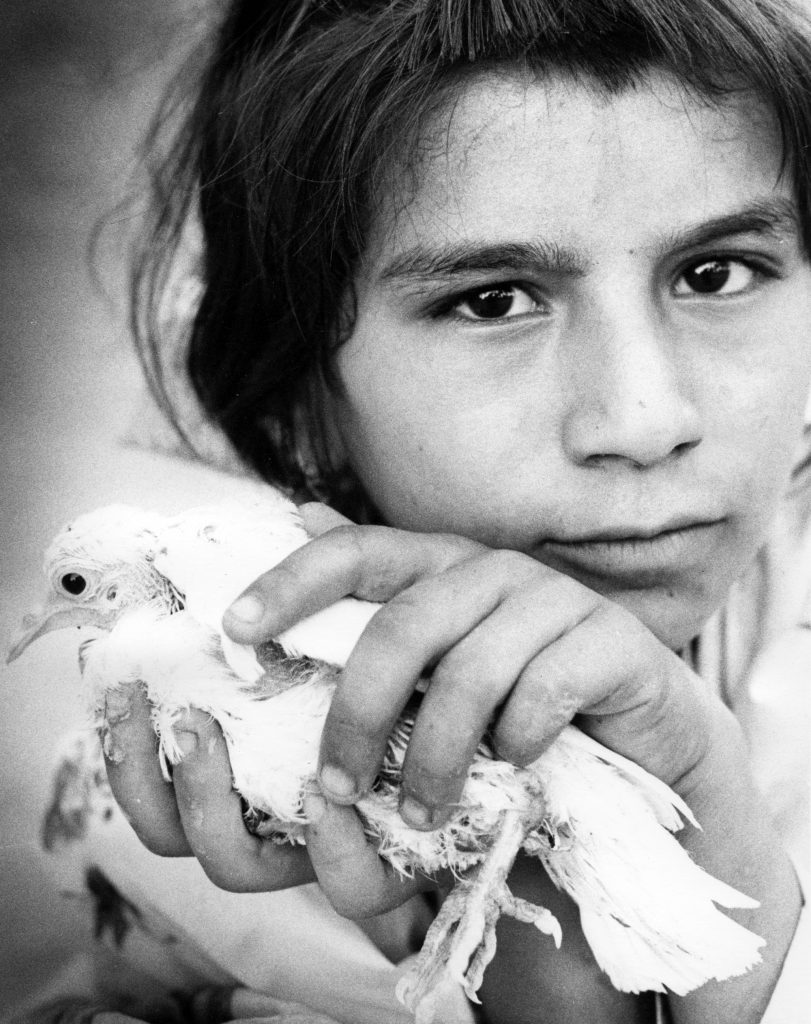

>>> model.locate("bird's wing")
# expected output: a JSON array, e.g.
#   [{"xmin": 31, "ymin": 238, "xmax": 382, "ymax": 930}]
[
  {"xmin": 154, "ymin": 495, "xmax": 380, "ymax": 677},
  {"xmin": 276, "ymin": 598, "xmax": 380, "ymax": 667},
  {"xmin": 526, "ymin": 727, "xmax": 763, "ymax": 995},
  {"xmin": 82, "ymin": 602, "xmax": 335, "ymax": 829},
  {"xmin": 551, "ymin": 724, "xmax": 698, "ymax": 830},
  {"xmin": 153, "ymin": 496, "xmax": 306, "ymax": 679}
]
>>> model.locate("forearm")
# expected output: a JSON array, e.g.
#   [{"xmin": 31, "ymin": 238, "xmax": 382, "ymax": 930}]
[{"xmin": 668, "ymin": 704, "xmax": 802, "ymax": 1024}]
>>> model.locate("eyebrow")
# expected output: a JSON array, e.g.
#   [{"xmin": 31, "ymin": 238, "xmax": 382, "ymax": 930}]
[
  {"xmin": 656, "ymin": 197, "xmax": 800, "ymax": 256},
  {"xmin": 375, "ymin": 197, "xmax": 800, "ymax": 286},
  {"xmin": 378, "ymin": 240, "xmax": 586, "ymax": 283}
]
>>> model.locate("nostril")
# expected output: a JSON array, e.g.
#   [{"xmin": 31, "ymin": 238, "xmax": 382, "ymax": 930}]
[{"xmin": 673, "ymin": 438, "xmax": 701, "ymax": 456}]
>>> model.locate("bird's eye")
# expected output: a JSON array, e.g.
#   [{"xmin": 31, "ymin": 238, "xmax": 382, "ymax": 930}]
[{"xmin": 60, "ymin": 572, "xmax": 87, "ymax": 596}]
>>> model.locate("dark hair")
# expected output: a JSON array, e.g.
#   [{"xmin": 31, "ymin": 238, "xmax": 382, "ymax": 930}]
[{"xmin": 134, "ymin": 0, "xmax": 811, "ymax": 512}]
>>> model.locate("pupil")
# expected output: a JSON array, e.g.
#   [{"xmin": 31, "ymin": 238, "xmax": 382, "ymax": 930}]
[
  {"xmin": 468, "ymin": 288, "xmax": 514, "ymax": 318},
  {"xmin": 685, "ymin": 260, "xmax": 730, "ymax": 293},
  {"xmin": 62, "ymin": 572, "xmax": 87, "ymax": 596}
]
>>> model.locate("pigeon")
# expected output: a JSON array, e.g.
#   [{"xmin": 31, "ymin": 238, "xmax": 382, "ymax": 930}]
[{"xmin": 8, "ymin": 489, "xmax": 766, "ymax": 1021}]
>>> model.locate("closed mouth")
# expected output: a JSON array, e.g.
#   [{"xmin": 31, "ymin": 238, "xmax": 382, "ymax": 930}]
[{"xmin": 537, "ymin": 520, "xmax": 722, "ymax": 583}]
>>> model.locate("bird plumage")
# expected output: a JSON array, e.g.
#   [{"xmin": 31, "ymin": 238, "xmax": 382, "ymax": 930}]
[{"xmin": 9, "ymin": 490, "xmax": 765, "ymax": 1019}]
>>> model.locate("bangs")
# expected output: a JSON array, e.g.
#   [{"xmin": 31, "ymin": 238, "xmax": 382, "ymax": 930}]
[{"xmin": 135, "ymin": 0, "xmax": 811, "ymax": 496}]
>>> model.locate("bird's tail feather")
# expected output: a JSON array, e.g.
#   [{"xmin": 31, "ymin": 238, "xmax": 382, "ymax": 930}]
[
  {"xmin": 580, "ymin": 900, "xmax": 765, "ymax": 995},
  {"xmin": 526, "ymin": 726, "xmax": 764, "ymax": 994}
]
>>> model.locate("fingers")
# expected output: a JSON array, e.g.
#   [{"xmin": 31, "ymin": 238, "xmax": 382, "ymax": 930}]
[
  {"xmin": 398, "ymin": 567, "xmax": 599, "ymax": 819},
  {"xmin": 171, "ymin": 709, "xmax": 315, "ymax": 892},
  {"xmin": 104, "ymin": 690, "xmax": 314, "ymax": 890},
  {"xmin": 494, "ymin": 602, "xmax": 711, "ymax": 784},
  {"xmin": 319, "ymin": 547, "xmax": 705, "ymax": 827},
  {"xmin": 316, "ymin": 557, "xmax": 510, "ymax": 804},
  {"xmin": 303, "ymin": 791, "xmax": 436, "ymax": 918},
  {"xmin": 223, "ymin": 524, "xmax": 483, "ymax": 644},
  {"xmin": 298, "ymin": 501, "xmax": 353, "ymax": 536},
  {"xmin": 102, "ymin": 685, "xmax": 191, "ymax": 856},
  {"xmin": 318, "ymin": 552, "xmax": 601, "ymax": 824}
]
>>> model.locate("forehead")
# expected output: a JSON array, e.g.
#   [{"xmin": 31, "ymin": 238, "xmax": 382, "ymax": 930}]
[{"xmin": 362, "ymin": 68, "xmax": 790, "ymax": 271}]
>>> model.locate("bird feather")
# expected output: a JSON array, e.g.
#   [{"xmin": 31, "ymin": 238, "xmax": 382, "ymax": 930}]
[{"xmin": 9, "ymin": 490, "xmax": 766, "ymax": 1018}]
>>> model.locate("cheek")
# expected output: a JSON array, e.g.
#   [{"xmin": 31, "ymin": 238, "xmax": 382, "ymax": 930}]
[
  {"xmin": 707, "ymin": 318, "xmax": 811, "ymax": 532},
  {"xmin": 333, "ymin": 335, "xmax": 541, "ymax": 530}
]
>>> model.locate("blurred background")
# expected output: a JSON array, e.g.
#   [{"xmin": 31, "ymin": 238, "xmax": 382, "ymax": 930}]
[{"xmin": 0, "ymin": 0, "xmax": 222, "ymax": 1011}]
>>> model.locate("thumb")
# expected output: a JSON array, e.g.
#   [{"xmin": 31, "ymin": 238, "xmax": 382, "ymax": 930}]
[{"xmin": 298, "ymin": 502, "xmax": 354, "ymax": 537}]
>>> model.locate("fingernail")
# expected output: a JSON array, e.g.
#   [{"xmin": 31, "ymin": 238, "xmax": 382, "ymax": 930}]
[
  {"xmin": 400, "ymin": 795, "xmax": 437, "ymax": 830},
  {"xmin": 303, "ymin": 791, "xmax": 327, "ymax": 824},
  {"xmin": 175, "ymin": 731, "xmax": 198, "ymax": 757},
  {"xmin": 227, "ymin": 593, "xmax": 265, "ymax": 624},
  {"xmin": 319, "ymin": 764, "xmax": 358, "ymax": 802}
]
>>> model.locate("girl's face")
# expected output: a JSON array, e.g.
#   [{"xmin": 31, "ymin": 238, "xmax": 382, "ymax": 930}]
[{"xmin": 330, "ymin": 69, "xmax": 811, "ymax": 649}]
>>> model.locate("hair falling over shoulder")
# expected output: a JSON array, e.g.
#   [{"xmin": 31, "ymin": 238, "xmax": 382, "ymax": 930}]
[{"xmin": 132, "ymin": 0, "xmax": 811, "ymax": 513}]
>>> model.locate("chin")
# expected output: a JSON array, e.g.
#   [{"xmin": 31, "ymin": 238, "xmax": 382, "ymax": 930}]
[{"xmin": 612, "ymin": 588, "xmax": 718, "ymax": 654}]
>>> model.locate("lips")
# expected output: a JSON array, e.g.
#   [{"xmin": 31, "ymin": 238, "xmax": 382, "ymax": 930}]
[{"xmin": 537, "ymin": 520, "xmax": 723, "ymax": 585}]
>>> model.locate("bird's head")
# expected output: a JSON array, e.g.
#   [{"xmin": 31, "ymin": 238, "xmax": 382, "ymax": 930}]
[{"xmin": 7, "ymin": 505, "xmax": 180, "ymax": 662}]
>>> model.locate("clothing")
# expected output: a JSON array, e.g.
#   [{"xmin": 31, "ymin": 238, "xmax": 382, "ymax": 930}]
[
  {"xmin": 689, "ymin": 446, "xmax": 811, "ymax": 1024},
  {"xmin": 6, "ymin": 431, "xmax": 810, "ymax": 1024}
]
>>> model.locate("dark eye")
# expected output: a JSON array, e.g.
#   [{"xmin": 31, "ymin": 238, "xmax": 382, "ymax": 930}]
[
  {"xmin": 675, "ymin": 259, "xmax": 756, "ymax": 296},
  {"xmin": 454, "ymin": 285, "xmax": 540, "ymax": 321},
  {"xmin": 61, "ymin": 572, "xmax": 87, "ymax": 596}
]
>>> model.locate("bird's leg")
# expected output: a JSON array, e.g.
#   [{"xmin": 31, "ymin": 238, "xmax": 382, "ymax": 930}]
[{"xmin": 396, "ymin": 808, "xmax": 561, "ymax": 1023}]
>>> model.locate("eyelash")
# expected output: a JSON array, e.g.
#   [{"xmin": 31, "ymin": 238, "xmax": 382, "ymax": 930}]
[
  {"xmin": 672, "ymin": 253, "xmax": 779, "ymax": 297},
  {"xmin": 427, "ymin": 253, "xmax": 780, "ymax": 324},
  {"xmin": 429, "ymin": 282, "xmax": 545, "ymax": 323}
]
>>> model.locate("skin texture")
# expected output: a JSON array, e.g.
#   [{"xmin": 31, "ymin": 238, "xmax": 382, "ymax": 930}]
[{"xmin": 107, "ymin": 70, "xmax": 810, "ymax": 1022}]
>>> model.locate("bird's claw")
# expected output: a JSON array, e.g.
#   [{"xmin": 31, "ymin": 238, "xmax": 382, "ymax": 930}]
[{"xmin": 396, "ymin": 810, "xmax": 561, "ymax": 1023}]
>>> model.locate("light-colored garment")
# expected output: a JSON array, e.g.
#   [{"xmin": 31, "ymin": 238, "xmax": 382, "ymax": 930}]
[{"xmin": 689, "ymin": 447, "xmax": 811, "ymax": 1024}]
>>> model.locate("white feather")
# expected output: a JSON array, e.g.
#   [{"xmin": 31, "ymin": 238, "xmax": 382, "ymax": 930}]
[
  {"xmin": 18, "ymin": 495, "xmax": 767, "ymax": 1020},
  {"xmin": 524, "ymin": 728, "xmax": 763, "ymax": 994}
]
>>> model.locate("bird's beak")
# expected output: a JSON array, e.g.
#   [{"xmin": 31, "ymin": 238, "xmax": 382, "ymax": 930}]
[{"xmin": 7, "ymin": 603, "xmax": 110, "ymax": 663}]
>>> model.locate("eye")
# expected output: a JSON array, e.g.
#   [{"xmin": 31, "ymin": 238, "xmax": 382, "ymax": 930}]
[
  {"xmin": 60, "ymin": 572, "xmax": 87, "ymax": 596},
  {"xmin": 674, "ymin": 258, "xmax": 758, "ymax": 297},
  {"xmin": 451, "ymin": 284, "xmax": 540, "ymax": 321}
]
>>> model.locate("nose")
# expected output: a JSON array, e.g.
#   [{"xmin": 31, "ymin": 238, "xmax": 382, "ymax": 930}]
[{"xmin": 560, "ymin": 292, "xmax": 702, "ymax": 468}]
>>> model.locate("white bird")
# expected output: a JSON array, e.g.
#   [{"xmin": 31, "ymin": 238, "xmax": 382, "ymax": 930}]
[{"xmin": 8, "ymin": 491, "xmax": 765, "ymax": 1021}]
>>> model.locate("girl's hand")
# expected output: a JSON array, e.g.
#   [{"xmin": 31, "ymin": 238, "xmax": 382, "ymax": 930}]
[
  {"xmin": 103, "ymin": 507, "xmax": 800, "ymax": 1024},
  {"xmin": 223, "ymin": 508, "xmax": 801, "ymax": 1024},
  {"xmin": 225, "ymin": 505, "xmax": 720, "ymax": 822},
  {"xmin": 103, "ymin": 500, "xmax": 720, "ymax": 890}
]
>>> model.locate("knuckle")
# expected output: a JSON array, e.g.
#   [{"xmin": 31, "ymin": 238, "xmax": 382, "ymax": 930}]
[
  {"xmin": 324, "ymin": 524, "xmax": 366, "ymax": 563},
  {"xmin": 266, "ymin": 559, "xmax": 310, "ymax": 600},
  {"xmin": 364, "ymin": 592, "xmax": 417, "ymax": 633},
  {"xmin": 431, "ymin": 532, "xmax": 486, "ymax": 567},
  {"xmin": 431, "ymin": 649, "xmax": 503, "ymax": 710},
  {"xmin": 481, "ymin": 548, "xmax": 534, "ymax": 579}
]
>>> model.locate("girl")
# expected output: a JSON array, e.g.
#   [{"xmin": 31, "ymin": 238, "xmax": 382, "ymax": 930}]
[{"xmin": 43, "ymin": 1, "xmax": 811, "ymax": 1021}]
